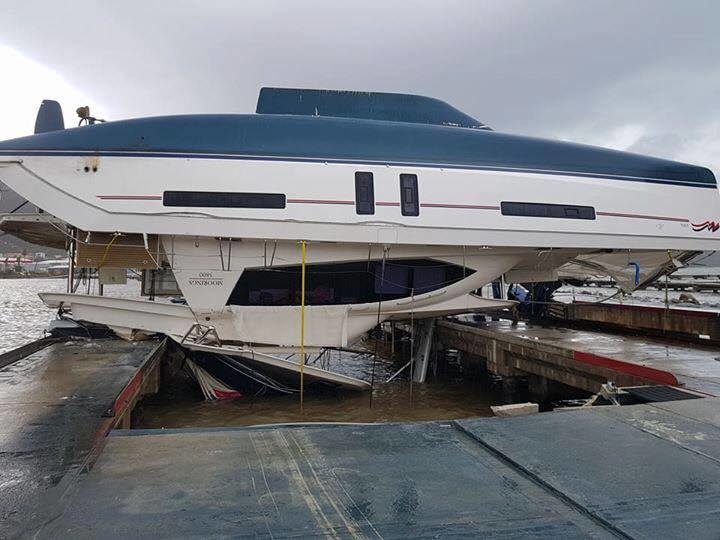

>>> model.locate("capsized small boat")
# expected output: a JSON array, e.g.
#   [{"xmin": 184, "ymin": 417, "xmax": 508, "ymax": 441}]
[{"xmin": 180, "ymin": 341, "xmax": 371, "ymax": 392}]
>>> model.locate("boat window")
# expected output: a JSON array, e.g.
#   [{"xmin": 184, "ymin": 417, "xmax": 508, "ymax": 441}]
[
  {"xmin": 226, "ymin": 259, "xmax": 471, "ymax": 306},
  {"xmin": 400, "ymin": 174, "xmax": 419, "ymax": 216},
  {"xmin": 354, "ymin": 172, "xmax": 375, "ymax": 215},
  {"xmin": 500, "ymin": 201, "xmax": 595, "ymax": 220},
  {"xmin": 163, "ymin": 191, "xmax": 286, "ymax": 209}
]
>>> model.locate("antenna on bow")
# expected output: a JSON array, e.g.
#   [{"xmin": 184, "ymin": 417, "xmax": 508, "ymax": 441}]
[{"xmin": 76, "ymin": 106, "xmax": 106, "ymax": 126}]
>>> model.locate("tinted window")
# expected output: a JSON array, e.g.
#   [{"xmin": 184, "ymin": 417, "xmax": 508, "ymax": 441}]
[
  {"xmin": 226, "ymin": 259, "xmax": 471, "ymax": 306},
  {"xmin": 501, "ymin": 201, "xmax": 595, "ymax": 220},
  {"xmin": 355, "ymin": 172, "xmax": 374, "ymax": 215},
  {"xmin": 400, "ymin": 174, "xmax": 419, "ymax": 216},
  {"xmin": 163, "ymin": 191, "xmax": 286, "ymax": 209}
]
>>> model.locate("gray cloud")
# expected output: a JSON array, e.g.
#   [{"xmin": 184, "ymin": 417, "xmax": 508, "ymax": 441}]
[{"xmin": 2, "ymin": 0, "xmax": 719, "ymax": 170}]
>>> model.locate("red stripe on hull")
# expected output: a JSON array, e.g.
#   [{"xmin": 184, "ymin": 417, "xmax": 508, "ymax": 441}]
[
  {"xmin": 596, "ymin": 211, "xmax": 688, "ymax": 223},
  {"xmin": 93, "ymin": 195, "xmax": 691, "ymax": 224},
  {"xmin": 421, "ymin": 203, "xmax": 500, "ymax": 210},
  {"xmin": 97, "ymin": 195, "xmax": 162, "ymax": 200},
  {"xmin": 286, "ymin": 199, "xmax": 354, "ymax": 205}
]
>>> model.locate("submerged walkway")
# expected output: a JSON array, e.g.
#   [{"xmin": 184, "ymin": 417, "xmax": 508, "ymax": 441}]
[
  {"xmin": 0, "ymin": 338, "xmax": 164, "ymax": 539},
  {"xmin": 39, "ymin": 398, "xmax": 720, "ymax": 538}
]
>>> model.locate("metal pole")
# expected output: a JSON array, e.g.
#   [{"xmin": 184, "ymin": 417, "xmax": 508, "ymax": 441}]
[
  {"xmin": 391, "ymin": 323, "xmax": 395, "ymax": 356},
  {"xmin": 370, "ymin": 248, "xmax": 387, "ymax": 408},
  {"xmin": 409, "ymin": 287, "xmax": 415, "ymax": 403},
  {"xmin": 299, "ymin": 240, "xmax": 307, "ymax": 412},
  {"xmin": 385, "ymin": 359, "xmax": 412, "ymax": 383},
  {"xmin": 66, "ymin": 227, "xmax": 76, "ymax": 294},
  {"xmin": 664, "ymin": 273, "xmax": 669, "ymax": 333}
]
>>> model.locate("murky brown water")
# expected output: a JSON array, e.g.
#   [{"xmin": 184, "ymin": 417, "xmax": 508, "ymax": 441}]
[
  {"xmin": 1, "ymin": 278, "xmax": 509, "ymax": 427},
  {"xmin": 138, "ymin": 373, "xmax": 505, "ymax": 428},
  {"xmin": 137, "ymin": 343, "xmax": 511, "ymax": 428}
]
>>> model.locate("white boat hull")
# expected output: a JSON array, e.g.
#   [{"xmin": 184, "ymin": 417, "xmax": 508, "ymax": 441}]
[
  {"xmin": 39, "ymin": 291, "xmax": 513, "ymax": 347},
  {"xmin": 7, "ymin": 149, "xmax": 719, "ymax": 348},
  {"xmin": 1, "ymin": 155, "xmax": 719, "ymax": 251}
]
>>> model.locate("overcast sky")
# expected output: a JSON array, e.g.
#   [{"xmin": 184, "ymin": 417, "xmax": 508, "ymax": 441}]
[{"xmin": 1, "ymin": 0, "xmax": 718, "ymax": 172}]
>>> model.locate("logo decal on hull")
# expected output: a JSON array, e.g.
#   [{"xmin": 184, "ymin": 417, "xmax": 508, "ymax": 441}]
[
  {"xmin": 692, "ymin": 220, "xmax": 720, "ymax": 232},
  {"xmin": 188, "ymin": 272, "xmax": 224, "ymax": 287}
]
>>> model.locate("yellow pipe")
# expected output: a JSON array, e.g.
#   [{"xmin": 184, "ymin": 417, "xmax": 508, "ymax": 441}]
[{"xmin": 300, "ymin": 240, "xmax": 307, "ymax": 412}]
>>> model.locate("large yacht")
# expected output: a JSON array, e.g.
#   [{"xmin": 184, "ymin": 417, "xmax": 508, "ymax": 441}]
[{"xmin": 0, "ymin": 88, "xmax": 717, "ymax": 355}]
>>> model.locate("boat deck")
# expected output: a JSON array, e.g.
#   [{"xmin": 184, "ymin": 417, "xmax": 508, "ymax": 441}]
[
  {"xmin": 37, "ymin": 398, "xmax": 720, "ymax": 538},
  {"xmin": 0, "ymin": 338, "xmax": 164, "ymax": 539}
]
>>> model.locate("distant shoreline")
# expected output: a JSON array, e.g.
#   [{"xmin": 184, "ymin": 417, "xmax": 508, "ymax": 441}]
[{"xmin": 0, "ymin": 275, "xmax": 66, "ymax": 280}]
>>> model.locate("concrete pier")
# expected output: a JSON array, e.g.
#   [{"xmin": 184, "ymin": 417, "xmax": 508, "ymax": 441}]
[
  {"xmin": 35, "ymin": 397, "xmax": 720, "ymax": 538},
  {"xmin": 437, "ymin": 319, "xmax": 720, "ymax": 396},
  {"xmin": 550, "ymin": 301, "xmax": 720, "ymax": 342},
  {"xmin": 0, "ymin": 337, "xmax": 164, "ymax": 539}
]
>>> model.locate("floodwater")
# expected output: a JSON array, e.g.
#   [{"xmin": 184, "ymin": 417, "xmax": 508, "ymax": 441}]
[
  {"xmin": 137, "ymin": 351, "xmax": 509, "ymax": 428},
  {"xmin": 0, "ymin": 278, "xmax": 141, "ymax": 354},
  {"xmin": 0, "ymin": 278, "xmax": 66, "ymax": 353},
  {"xmin": 556, "ymin": 284, "xmax": 720, "ymax": 312},
  {"xmin": 0, "ymin": 278, "xmax": 510, "ymax": 427},
  {"xmin": 1, "ymin": 277, "xmax": 712, "ymax": 428}
]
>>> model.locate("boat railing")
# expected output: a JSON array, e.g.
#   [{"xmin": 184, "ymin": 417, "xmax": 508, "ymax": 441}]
[{"xmin": 180, "ymin": 322, "xmax": 221, "ymax": 346}]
